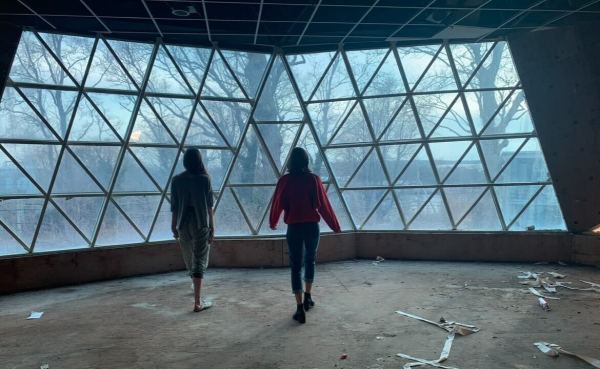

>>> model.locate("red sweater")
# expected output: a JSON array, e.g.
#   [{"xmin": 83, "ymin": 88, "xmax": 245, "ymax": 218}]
[{"xmin": 269, "ymin": 173, "xmax": 341, "ymax": 232}]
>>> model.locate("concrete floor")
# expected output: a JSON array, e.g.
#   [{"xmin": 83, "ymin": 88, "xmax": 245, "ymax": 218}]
[{"xmin": 1, "ymin": 260, "xmax": 599, "ymax": 369}]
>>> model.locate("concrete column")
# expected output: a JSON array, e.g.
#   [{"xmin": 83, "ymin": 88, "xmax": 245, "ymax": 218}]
[
  {"xmin": 0, "ymin": 25, "xmax": 21, "ymax": 96},
  {"xmin": 509, "ymin": 24, "xmax": 600, "ymax": 233}
]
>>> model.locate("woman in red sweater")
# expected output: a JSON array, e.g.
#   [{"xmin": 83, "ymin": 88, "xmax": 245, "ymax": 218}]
[{"xmin": 270, "ymin": 147, "xmax": 341, "ymax": 324}]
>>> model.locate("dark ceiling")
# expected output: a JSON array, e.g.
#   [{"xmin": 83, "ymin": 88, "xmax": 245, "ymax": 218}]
[{"xmin": 1, "ymin": 0, "xmax": 600, "ymax": 52}]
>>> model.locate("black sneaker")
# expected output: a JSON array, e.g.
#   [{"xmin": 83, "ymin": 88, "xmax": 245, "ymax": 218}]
[
  {"xmin": 303, "ymin": 293, "xmax": 315, "ymax": 311},
  {"xmin": 293, "ymin": 304, "xmax": 306, "ymax": 324}
]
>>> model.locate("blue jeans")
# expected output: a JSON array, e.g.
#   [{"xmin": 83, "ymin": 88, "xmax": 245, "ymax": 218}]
[{"xmin": 286, "ymin": 222, "xmax": 320, "ymax": 294}]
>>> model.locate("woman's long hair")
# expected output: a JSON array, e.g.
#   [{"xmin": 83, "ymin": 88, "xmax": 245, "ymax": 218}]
[
  {"xmin": 183, "ymin": 148, "xmax": 208, "ymax": 176},
  {"xmin": 287, "ymin": 147, "xmax": 311, "ymax": 175}
]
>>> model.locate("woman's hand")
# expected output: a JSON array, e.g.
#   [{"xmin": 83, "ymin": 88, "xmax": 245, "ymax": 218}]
[{"xmin": 172, "ymin": 226, "xmax": 179, "ymax": 239}]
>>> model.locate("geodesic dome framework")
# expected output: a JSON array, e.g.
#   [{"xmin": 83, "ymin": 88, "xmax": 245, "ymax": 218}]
[{"xmin": 0, "ymin": 30, "xmax": 565, "ymax": 256}]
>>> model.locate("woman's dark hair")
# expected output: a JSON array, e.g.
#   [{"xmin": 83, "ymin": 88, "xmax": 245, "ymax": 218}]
[
  {"xmin": 287, "ymin": 147, "xmax": 311, "ymax": 175},
  {"xmin": 183, "ymin": 148, "xmax": 208, "ymax": 175}
]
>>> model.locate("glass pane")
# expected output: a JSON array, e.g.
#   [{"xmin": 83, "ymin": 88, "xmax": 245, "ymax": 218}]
[
  {"xmin": 0, "ymin": 150, "xmax": 41, "ymax": 195},
  {"xmin": 414, "ymin": 47, "xmax": 456, "ymax": 92},
  {"xmin": 296, "ymin": 126, "xmax": 329, "ymax": 182},
  {"xmin": 257, "ymin": 123, "xmax": 301, "ymax": 171},
  {"xmin": 221, "ymin": 50, "xmax": 269, "ymax": 98},
  {"xmin": 149, "ymin": 198, "xmax": 173, "ymax": 242},
  {"xmin": 10, "ymin": 31, "xmax": 75, "ymax": 86},
  {"xmin": 458, "ymin": 190, "xmax": 502, "ymax": 230},
  {"xmin": 202, "ymin": 52, "xmax": 245, "ymax": 98},
  {"xmin": 496, "ymin": 138, "xmax": 550, "ymax": 183},
  {"xmin": 107, "ymin": 39, "xmax": 153, "ymax": 87},
  {"xmin": 95, "ymin": 201, "xmax": 143, "ymax": 246},
  {"xmin": 254, "ymin": 57, "xmax": 303, "ymax": 121},
  {"xmin": 363, "ymin": 192, "xmax": 402, "ymax": 230},
  {"xmin": 185, "ymin": 104, "xmax": 228, "ymax": 147},
  {"xmin": 363, "ymin": 52, "xmax": 404, "ymax": 97},
  {"xmin": 202, "ymin": 100, "xmax": 251, "ymax": 146},
  {"xmin": 345, "ymin": 48, "xmax": 388, "ymax": 93},
  {"xmin": 130, "ymin": 100, "xmax": 177, "ymax": 145},
  {"xmin": 87, "ymin": 92, "xmax": 136, "ymax": 139},
  {"xmin": 3, "ymin": 144, "xmax": 59, "ymax": 191},
  {"xmin": 430, "ymin": 97, "xmax": 471, "ymax": 138},
  {"xmin": 413, "ymin": 93, "xmax": 463, "ymax": 137},
  {"xmin": 35, "ymin": 202, "xmax": 88, "ymax": 252},
  {"xmin": 482, "ymin": 90, "xmax": 534, "ymax": 136},
  {"xmin": 348, "ymin": 150, "xmax": 387, "ymax": 188},
  {"xmin": 429, "ymin": 140, "xmax": 471, "ymax": 181},
  {"xmin": 409, "ymin": 191, "xmax": 452, "ymax": 230},
  {"xmin": 69, "ymin": 145, "xmax": 120, "ymax": 189},
  {"xmin": 363, "ymin": 96, "xmax": 405, "ymax": 138},
  {"xmin": 21, "ymin": 88, "xmax": 78, "ymax": 139},
  {"xmin": 86, "ymin": 39, "xmax": 136, "ymax": 90},
  {"xmin": 396, "ymin": 146, "xmax": 437, "ymax": 186},
  {"xmin": 228, "ymin": 126, "xmax": 277, "ymax": 184},
  {"xmin": 232, "ymin": 187, "xmax": 274, "ymax": 231},
  {"xmin": 465, "ymin": 89, "xmax": 514, "ymax": 134},
  {"xmin": 326, "ymin": 186, "xmax": 353, "ymax": 231},
  {"xmin": 313, "ymin": 54, "xmax": 355, "ymax": 100},
  {"xmin": 398, "ymin": 45, "xmax": 440, "ymax": 89},
  {"xmin": 308, "ymin": 99, "xmax": 355, "ymax": 144},
  {"xmin": 114, "ymin": 195, "xmax": 161, "ymax": 237},
  {"xmin": 147, "ymin": 45, "xmax": 193, "ymax": 95},
  {"xmin": 147, "ymin": 97, "xmax": 194, "ymax": 143},
  {"xmin": 445, "ymin": 145, "xmax": 487, "ymax": 184},
  {"xmin": 343, "ymin": 189, "xmax": 386, "ymax": 228},
  {"xmin": 130, "ymin": 147, "xmax": 178, "ymax": 190},
  {"xmin": 510, "ymin": 186, "xmax": 565, "ymax": 231},
  {"xmin": 167, "ymin": 45, "xmax": 211, "ymax": 93},
  {"xmin": 114, "ymin": 151, "xmax": 160, "ymax": 193},
  {"xmin": 395, "ymin": 187, "xmax": 435, "ymax": 223},
  {"xmin": 53, "ymin": 196, "xmax": 104, "ymax": 239},
  {"xmin": 0, "ymin": 225, "xmax": 27, "ymax": 255},
  {"xmin": 0, "ymin": 87, "xmax": 59, "ymax": 141},
  {"xmin": 0, "ymin": 198, "xmax": 44, "ymax": 246},
  {"xmin": 449, "ymin": 42, "xmax": 494, "ymax": 87},
  {"xmin": 287, "ymin": 51, "xmax": 335, "ymax": 101},
  {"xmin": 70, "ymin": 96, "xmax": 120, "ymax": 142},
  {"xmin": 468, "ymin": 41, "xmax": 519, "ymax": 89},
  {"xmin": 381, "ymin": 143, "xmax": 420, "ymax": 181},
  {"xmin": 53, "ymin": 150, "xmax": 103, "ymax": 194},
  {"xmin": 214, "ymin": 189, "xmax": 252, "ymax": 236},
  {"xmin": 444, "ymin": 186, "xmax": 486, "ymax": 221},
  {"xmin": 331, "ymin": 103, "xmax": 371, "ymax": 144},
  {"xmin": 380, "ymin": 102, "xmax": 421, "ymax": 141},
  {"xmin": 325, "ymin": 146, "xmax": 369, "ymax": 186},
  {"xmin": 39, "ymin": 32, "xmax": 94, "ymax": 84},
  {"xmin": 494, "ymin": 185, "xmax": 542, "ymax": 225},
  {"xmin": 480, "ymin": 138, "xmax": 526, "ymax": 180}
]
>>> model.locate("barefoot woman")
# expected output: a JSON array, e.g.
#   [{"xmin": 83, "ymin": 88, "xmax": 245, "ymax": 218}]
[
  {"xmin": 270, "ymin": 147, "xmax": 341, "ymax": 323},
  {"xmin": 171, "ymin": 148, "xmax": 215, "ymax": 312}
]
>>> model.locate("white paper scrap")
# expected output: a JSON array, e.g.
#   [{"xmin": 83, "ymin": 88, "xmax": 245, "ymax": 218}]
[{"xmin": 27, "ymin": 311, "xmax": 44, "ymax": 320}]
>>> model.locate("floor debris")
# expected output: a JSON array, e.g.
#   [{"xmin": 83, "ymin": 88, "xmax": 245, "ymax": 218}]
[
  {"xmin": 534, "ymin": 342, "xmax": 600, "ymax": 368},
  {"xmin": 40, "ymin": 365, "xmax": 49, "ymax": 369},
  {"xmin": 372, "ymin": 256, "xmax": 385, "ymax": 265},
  {"xmin": 340, "ymin": 353, "xmax": 348, "ymax": 360},
  {"xmin": 538, "ymin": 298, "xmax": 551, "ymax": 311},
  {"xmin": 395, "ymin": 310, "xmax": 479, "ymax": 368},
  {"xmin": 528, "ymin": 287, "xmax": 560, "ymax": 300},
  {"xmin": 26, "ymin": 311, "xmax": 44, "ymax": 320}
]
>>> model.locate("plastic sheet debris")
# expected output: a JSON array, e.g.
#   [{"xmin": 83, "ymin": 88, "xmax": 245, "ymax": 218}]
[
  {"xmin": 548, "ymin": 272, "xmax": 566, "ymax": 279},
  {"xmin": 372, "ymin": 256, "xmax": 385, "ymax": 265},
  {"xmin": 528, "ymin": 287, "xmax": 560, "ymax": 300},
  {"xmin": 27, "ymin": 311, "xmax": 44, "ymax": 320},
  {"xmin": 538, "ymin": 298, "xmax": 551, "ymax": 311},
  {"xmin": 397, "ymin": 333, "xmax": 458, "ymax": 369},
  {"xmin": 396, "ymin": 310, "xmax": 480, "ymax": 336},
  {"xmin": 534, "ymin": 342, "xmax": 600, "ymax": 368}
]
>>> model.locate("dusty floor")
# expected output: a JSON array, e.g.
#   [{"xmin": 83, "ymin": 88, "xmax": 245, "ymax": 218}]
[{"xmin": 1, "ymin": 260, "xmax": 600, "ymax": 369}]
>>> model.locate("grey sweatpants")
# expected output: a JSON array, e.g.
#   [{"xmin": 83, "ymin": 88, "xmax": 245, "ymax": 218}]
[{"xmin": 178, "ymin": 217, "xmax": 210, "ymax": 279}]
